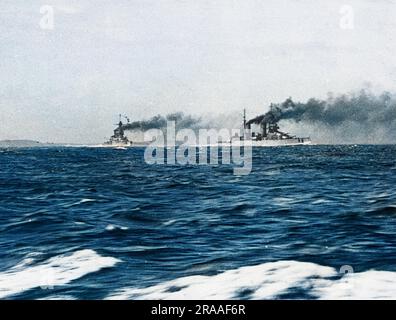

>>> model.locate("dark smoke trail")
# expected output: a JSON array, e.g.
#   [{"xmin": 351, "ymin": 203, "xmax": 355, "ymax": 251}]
[
  {"xmin": 282, "ymin": 91, "xmax": 396, "ymax": 126},
  {"xmin": 122, "ymin": 112, "xmax": 203, "ymax": 131},
  {"xmin": 250, "ymin": 90, "xmax": 396, "ymax": 143}
]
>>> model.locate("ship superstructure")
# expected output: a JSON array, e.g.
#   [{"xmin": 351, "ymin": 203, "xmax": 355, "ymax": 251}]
[
  {"xmin": 104, "ymin": 115, "xmax": 132, "ymax": 146},
  {"xmin": 231, "ymin": 109, "xmax": 311, "ymax": 146}
]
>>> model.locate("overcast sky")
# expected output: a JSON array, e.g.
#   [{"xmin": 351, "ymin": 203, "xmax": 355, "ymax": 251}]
[{"xmin": 1, "ymin": 0, "xmax": 396, "ymax": 143}]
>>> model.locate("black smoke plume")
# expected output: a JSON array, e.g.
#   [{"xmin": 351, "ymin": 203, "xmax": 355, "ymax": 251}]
[
  {"xmin": 122, "ymin": 112, "xmax": 203, "ymax": 131},
  {"xmin": 249, "ymin": 90, "xmax": 396, "ymax": 143}
]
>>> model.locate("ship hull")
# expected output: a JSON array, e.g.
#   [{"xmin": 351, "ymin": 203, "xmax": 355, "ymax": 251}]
[
  {"xmin": 219, "ymin": 138, "xmax": 312, "ymax": 147},
  {"xmin": 101, "ymin": 138, "xmax": 312, "ymax": 148},
  {"xmin": 103, "ymin": 142, "xmax": 133, "ymax": 147},
  {"xmin": 100, "ymin": 141, "xmax": 151, "ymax": 148}
]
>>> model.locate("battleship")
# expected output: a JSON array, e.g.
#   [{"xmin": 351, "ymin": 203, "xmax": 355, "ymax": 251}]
[
  {"xmin": 226, "ymin": 109, "xmax": 311, "ymax": 147},
  {"xmin": 104, "ymin": 115, "xmax": 133, "ymax": 147}
]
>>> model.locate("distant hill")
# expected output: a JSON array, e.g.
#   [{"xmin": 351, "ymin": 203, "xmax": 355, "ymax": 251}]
[{"xmin": 0, "ymin": 140, "xmax": 48, "ymax": 148}]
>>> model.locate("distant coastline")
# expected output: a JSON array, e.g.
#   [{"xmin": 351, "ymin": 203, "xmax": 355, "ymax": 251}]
[{"xmin": 0, "ymin": 140, "xmax": 55, "ymax": 148}]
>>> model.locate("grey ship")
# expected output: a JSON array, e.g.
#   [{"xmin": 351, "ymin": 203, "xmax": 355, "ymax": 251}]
[
  {"xmin": 229, "ymin": 109, "xmax": 311, "ymax": 146},
  {"xmin": 104, "ymin": 115, "xmax": 132, "ymax": 147}
]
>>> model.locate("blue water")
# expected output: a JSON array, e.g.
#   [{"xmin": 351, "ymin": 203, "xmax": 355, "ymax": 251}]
[{"xmin": 0, "ymin": 145, "xmax": 395, "ymax": 299}]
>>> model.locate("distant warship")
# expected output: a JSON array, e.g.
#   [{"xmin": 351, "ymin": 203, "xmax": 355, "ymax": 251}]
[
  {"xmin": 228, "ymin": 109, "xmax": 311, "ymax": 146},
  {"xmin": 104, "ymin": 115, "xmax": 132, "ymax": 147}
]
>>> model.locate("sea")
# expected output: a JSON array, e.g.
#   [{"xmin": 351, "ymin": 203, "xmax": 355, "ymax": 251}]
[{"xmin": 0, "ymin": 145, "xmax": 395, "ymax": 300}]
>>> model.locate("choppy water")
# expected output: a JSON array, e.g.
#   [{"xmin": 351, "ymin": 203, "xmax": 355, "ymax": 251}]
[{"xmin": 0, "ymin": 145, "xmax": 395, "ymax": 299}]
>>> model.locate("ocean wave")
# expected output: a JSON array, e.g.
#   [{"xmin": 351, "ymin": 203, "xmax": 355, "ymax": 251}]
[
  {"xmin": 105, "ymin": 224, "xmax": 129, "ymax": 231},
  {"xmin": 162, "ymin": 219, "xmax": 178, "ymax": 226},
  {"xmin": 68, "ymin": 199, "xmax": 97, "ymax": 207},
  {"xmin": 367, "ymin": 205, "xmax": 396, "ymax": 216},
  {"xmin": 106, "ymin": 260, "xmax": 396, "ymax": 300},
  {"xmin": 102, "ymin": 245, "xmax": 169, "ymax": 253},
  {"xmin": 0, "ymin": 249, "xmax": 120, "ymax": 299},
  {"xmin": 106, "ymin": 260, "xmax": 336, "ymax": 300},
  {"xmin": 315, "ymin": 270, "xmax": 396, "ymax": 299}
]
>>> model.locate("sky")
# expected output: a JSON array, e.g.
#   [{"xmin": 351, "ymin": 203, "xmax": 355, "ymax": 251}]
[{"xmin": 1, "ymin": 0, "xmax": 396, "ymax": 143}]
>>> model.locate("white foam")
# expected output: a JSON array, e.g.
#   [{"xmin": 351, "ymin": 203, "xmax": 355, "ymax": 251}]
[
  {"xmin": 315, "ymin": 270, "xmax": 396, "ymax": 300},
  {"xmin": 105, "ymin": 224, "xmax": 128, "ymax": 231},
  {"xmin": 262, "ymin": 169, "xmax": 281, "ymax": 176},
  {"xmin": 107, "ymin": 260, "xmax": 396, "ymax": 300},
  {"xmin": 162, "ymin": 219, "xmax": 178, "ymax": 226},
  {"xmin": 39, "ymin": 294, "xmax": 76, "ymax": 300},
  {"xmin": 78, "ymin": 198, "xmax": 96, "ymax": 204},
  {"xmin": 67, "ymin": 198, "xmax": 96, "ymax": 207},
  {"xmin": 0, "ymin": 249, "xmax": 120, "ymax": 299},
  {"xmin": 106, "ymin": 260, "xmax": 336, "ymax": 300},
  {"xmin": 312, "ymin": 199, "xmax": 331, "ymax": 204},
  {"xmin": 273, "ymin": 197, "xmax": 297, "ymax": 207}
]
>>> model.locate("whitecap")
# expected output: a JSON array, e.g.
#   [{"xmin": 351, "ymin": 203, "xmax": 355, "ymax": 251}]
[
  {"xmin": 106, "ymin": 260, "xmax": 336, "ymax": 300},
  {"xmin": 105, "ymin": 224, "xmax": 128, "ymax": 231},
  {"xmin": 273, "ymin": 197, "xmax": 297, "ymax": 207},
  {"xmin": 162, "ymin": 219, "xmax": 178, "ymax": 226},
  {"xmin": 106, "ymin": 260, "xmax": 396, "ymax": 300},
  {"xmin": 263, "ymin": 169, "xmax": 281, "ymax": 176},
  {"xmin": 39, "ymin": 295, "xmax": 76, "ymax": 300},
  {"xmin": 66, "ymin": 198, "xmax": 97, "ymax": 207},
  {"xmin": 312, "ymin": 199, "xmax": 331, "ymax": 204},
  {"xmin": 0, "ymin": 249, "xmax": 120, "ymax": 299},
  {"xmin": 78, "ymin": 198, "xmax": 96, "ymax": 204},
  {"xmin": 314, "ymin": 270, "xmax": 396, "ymax": 300}
]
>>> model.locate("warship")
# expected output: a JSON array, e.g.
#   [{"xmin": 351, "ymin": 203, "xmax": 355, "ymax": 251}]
[
  {"xmin": 227, "ymin": 109, "xmax": 311, "ymax": 146},
  {"xmin": 104, "ymin": 115, "xmax": 133, "ymax": 147}
]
